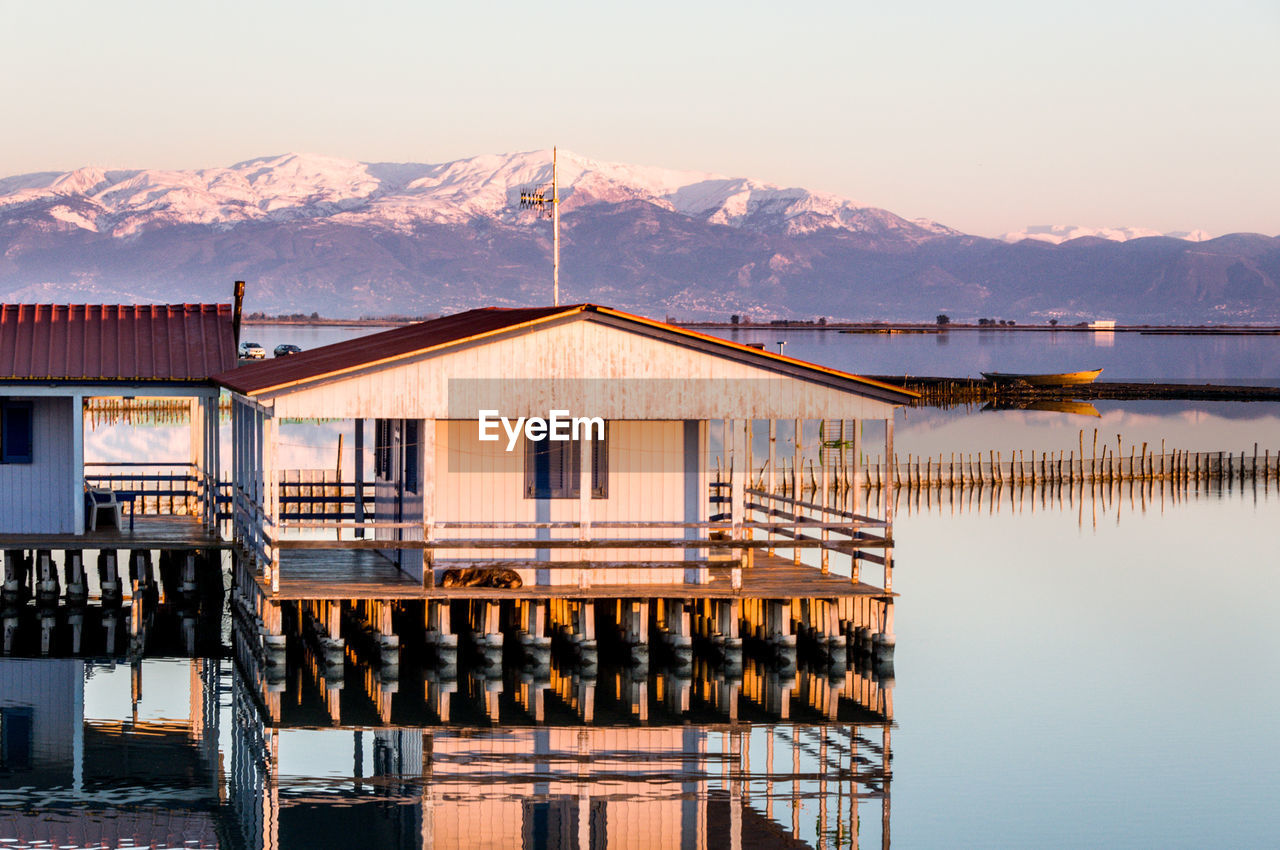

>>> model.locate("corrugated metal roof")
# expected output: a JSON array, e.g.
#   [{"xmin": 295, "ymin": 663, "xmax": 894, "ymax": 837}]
[
  {"xmin": 215, "ymin": 305, "xmax": 579, "ymax": 394},
  {"xmin": 0, "ymin": 303, "xmax": 236, "ymax": 382},
  {"xmin": 216, "ymin": 304, "xmax": 917, "ymax": 403}
]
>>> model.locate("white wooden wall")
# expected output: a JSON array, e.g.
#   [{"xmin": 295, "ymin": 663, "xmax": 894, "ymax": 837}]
[
  {"xmin": 0, "ymin": 397, "xmax": 76, "ymax": 534},
  {"xmin": 431, "ymin": 420, "xmax": 695, "ymax": 585}
]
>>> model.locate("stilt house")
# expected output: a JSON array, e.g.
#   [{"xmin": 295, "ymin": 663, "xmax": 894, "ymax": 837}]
[
  {"xmin": 0, "ymin": 302, "xmax": 235, "ymax": 535},
  {"xmin": 216, "ymin": 305, "xmax": 913, "ymax": 592}
]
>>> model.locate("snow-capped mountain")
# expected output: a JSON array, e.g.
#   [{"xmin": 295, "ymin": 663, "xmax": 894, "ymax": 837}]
[
  {"xmin": 1000, "ymin": 224, "xmax": 1214, "ymax": 244},
  {"xmin": 0, "ymin": 150, "xmax": 957, "ymax": 241},
  {"xmin": 0, "ymin": 151, "xmax": 1276, "ymax": 323}
]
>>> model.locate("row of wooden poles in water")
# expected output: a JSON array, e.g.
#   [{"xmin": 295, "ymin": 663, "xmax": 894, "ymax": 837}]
[
  {"xmin": 735, "ymin": 432, "xmax": 1280, "ymax": 493},
  {"xmin": 86, "ymin": 400, "xmax": 1277, "ymax": 491}
]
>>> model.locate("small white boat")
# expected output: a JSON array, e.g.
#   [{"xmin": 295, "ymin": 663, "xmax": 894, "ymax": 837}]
[{"xmin": 981, "ymin": 368, "xmax": 1103, "ymax": 386}]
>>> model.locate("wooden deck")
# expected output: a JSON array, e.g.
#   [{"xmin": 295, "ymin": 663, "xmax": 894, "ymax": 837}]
[
  {"xmin": 258, "ymin": 550, "xmax": 893, "ymax": 601},
  {"xmin": 0, "ymin": 516, "xmax": 229, "ymax": 550}
]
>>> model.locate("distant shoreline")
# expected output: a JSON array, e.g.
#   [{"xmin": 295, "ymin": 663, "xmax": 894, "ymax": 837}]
[
  {"xmin": 244, "ymin": 316, "xmax": 1280, "ymax": 335},
  {"xmin": 678, "ymin": 322, "xmax": 1280, "ymax": 335},
  {"xmin": 242, "ymin": 317, "xmax": 414, "ymax": 328}
]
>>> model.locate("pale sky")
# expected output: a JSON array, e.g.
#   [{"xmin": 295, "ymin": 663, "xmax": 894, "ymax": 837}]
[{"xmin": 1, "ymin": 0, "xmax": 1276, "ymax": 237}]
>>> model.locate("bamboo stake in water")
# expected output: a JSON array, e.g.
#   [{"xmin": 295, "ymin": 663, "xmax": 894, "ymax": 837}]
[{"xmin": 1093, "ymin": 429, "xmax": 1099, "ymax": 482}]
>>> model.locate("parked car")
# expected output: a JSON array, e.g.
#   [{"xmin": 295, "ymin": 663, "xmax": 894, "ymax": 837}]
[
  {"xmin": 239, "ymin": 341, "xmax": 266, "ymax": 360},
  {"xmin": 273, "ymin": 344, "xmax": 303, "ymax": 357}
]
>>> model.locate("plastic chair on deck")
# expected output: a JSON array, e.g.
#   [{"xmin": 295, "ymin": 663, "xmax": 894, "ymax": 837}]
[{"xmin": 86, "ymin": 485, "xmax": 123, "ymax": 531}]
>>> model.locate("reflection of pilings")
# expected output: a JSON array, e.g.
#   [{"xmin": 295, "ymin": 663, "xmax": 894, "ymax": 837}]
[
  {"xmin": 852, "ymin": 471, "xmax": 1263, "ymax": 523},
  {"xmin": 347, "ymin": 599, "xmax": 400, "ymax": 676},
  {"xmin": 549, "ymin": 659, "xmax": 596, "ymax": 723},
  {"xmin": 298, "ymin": 633, "xmax": 343, "ymax": 724},
  {"xmin": 228, "ymin": 664, "xmax": 279, "ymax": 850},
  {"xmin": 300, "ymin": 598, "xmax": 345, "ymax": 676},
  {"xmin": 128, "ymin": 585, "xmax": 152, "ymax": 659},
  {"xmin": 424, "ymin": 670, "xmax": 456, "ymax": 723},
  {"xmin": 85, "ymin": 395, "xmax": 232, "ymax": 426},
  {"xmin": 693, "ymin": 657, "xmax": 739, "ymax": 721},
  {"xmin": 2, "ymin": 605, "xmax": 16, "ymax": 655},
  {"xmin": 513, "ymin": 672, "xmax": 548, "ymax": 722},
  {"xmin": 356, "ymin": 642, "xmax": 396, "ymax": 724},
  {"xmin": 102, "ymin": 606, "xmax": 120, "ymax": 656},
  {"xmin": 463, "ymin": 600, "xmax": 504, "ymax": 667}
]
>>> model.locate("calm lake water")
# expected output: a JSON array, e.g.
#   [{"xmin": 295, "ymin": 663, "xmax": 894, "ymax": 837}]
[
  {"xmin": 5, "ymin": 327, "xmax": 1278, "ymax": 848},
  {"xmin": 717, "ymin": 326, "xmax": 1280, "ymax": 386},
  {"xmin": 244, "ymin": 322, "xmax": 1280, "ymax": 386}
]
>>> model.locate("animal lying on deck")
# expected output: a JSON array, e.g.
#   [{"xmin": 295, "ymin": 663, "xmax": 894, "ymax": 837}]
[{"xmin": 439, "ymin": 568, "xmax": 524, "ymax": 589}]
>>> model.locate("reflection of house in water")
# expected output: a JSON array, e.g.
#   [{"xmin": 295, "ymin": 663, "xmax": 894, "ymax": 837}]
[
  {"xmin": 0, "ymin": 658, "xmax": 222, "ymax": 847},
  {"xmin": 0, "ymin": 608, "xmax": 894, "ymax": 849},
  {"xmin": 227, "ymin": 655, "xmax": 893, "ymax": 850}
]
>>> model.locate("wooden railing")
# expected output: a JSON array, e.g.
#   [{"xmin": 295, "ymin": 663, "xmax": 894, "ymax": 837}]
[
  {"xmin": 85, "ymin": 462, "xmax": 202, "ymax": 517},
  {"xmin": 227, "ymin": 473, "xmax": 897, "ymax": 591},
  {"xmin": 742, "ymin": 486, "xmax": 892, "ymax": 590},
  {"xmin": 276, "ymin": 469, "xmax": 375, "ymax": 521}
]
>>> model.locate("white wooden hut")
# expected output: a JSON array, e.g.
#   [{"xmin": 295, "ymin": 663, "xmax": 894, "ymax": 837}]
[
  {"xmin": 215, "ymin": 305, "xmax": 913, "ymax": 590},
  {"xmin": 0, "ymin": 303, "xmax": 234, "ymax": 535}
]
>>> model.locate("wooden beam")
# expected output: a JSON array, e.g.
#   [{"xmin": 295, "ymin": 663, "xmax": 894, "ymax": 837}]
[
  {"xmin": 271, "ymin": 535, "xmax": 889, "ymax": 551},
  {"xmin": 353, "ymin": 418, "xmax": 365, "ymax": 537},
  {"xmin": 71, "ymin": 393, "xmax": 85, "ymax": 534},
  {"xmin": 421, "ymin": 417, "xmax": 436, "ymax": 583},
  {"xmin": 730, "ymin": 419, "xmax": 745, "ymax": 533}
]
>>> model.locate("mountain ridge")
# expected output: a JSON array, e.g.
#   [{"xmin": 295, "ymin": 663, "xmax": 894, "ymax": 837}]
[
  {"xmin": 0, "ymin": 150, "xmax": 956, "ymax": 240},
  {"xmin": 1, "ymin": 151, "xmax": 1276, "ymax": 323}
]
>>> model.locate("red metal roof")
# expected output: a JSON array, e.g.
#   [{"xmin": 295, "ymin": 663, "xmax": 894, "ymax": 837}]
[
  {"xmin": 215, "ymin": 305, "xmax": 580, "ymax": 394},
  {"xmin": 0, "ymin": 303, "xmax": 236, "ymax": 382},
  {"xmin": 216, "ymin": 304, "xmax": 917, "ymax": 403}
]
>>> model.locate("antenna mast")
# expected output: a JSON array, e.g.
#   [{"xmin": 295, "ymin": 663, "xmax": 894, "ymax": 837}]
[
  {"xmin": 552, "ymin": 147, "xmax": 560, "ymax": 307},
  {"xmin": 516, "ymin": 148, "xmax": 562, "ymax": 306}
]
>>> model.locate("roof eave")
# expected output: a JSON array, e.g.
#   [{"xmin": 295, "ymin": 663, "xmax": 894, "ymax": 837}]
[{"xmin": 215, "ymin": 304, "xmax": 918, "ymax": 405}]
